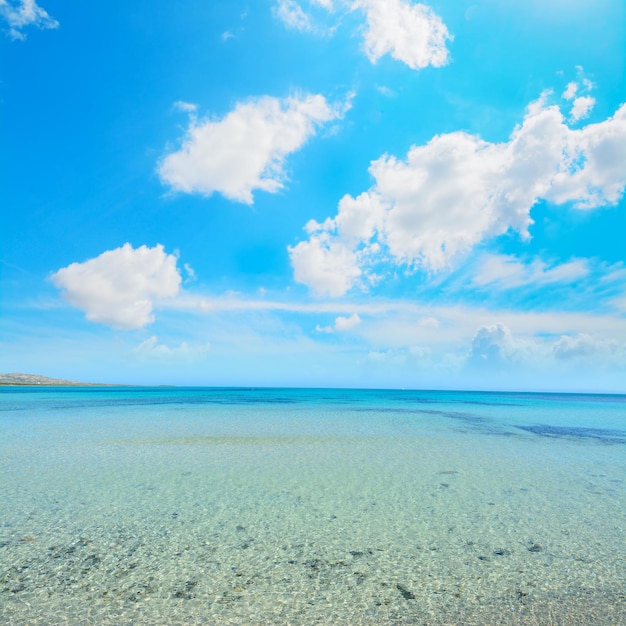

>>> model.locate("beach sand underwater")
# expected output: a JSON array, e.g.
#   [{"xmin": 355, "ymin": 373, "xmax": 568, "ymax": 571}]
[{"xmin": 1, "ymin": 387, "xmax": 624, "ymax": 625}]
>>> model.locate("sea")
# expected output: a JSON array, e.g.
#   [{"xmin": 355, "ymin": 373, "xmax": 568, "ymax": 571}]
[{"xmin": 1, "ymin": 387, "xmax": 624, "ymax": 625}]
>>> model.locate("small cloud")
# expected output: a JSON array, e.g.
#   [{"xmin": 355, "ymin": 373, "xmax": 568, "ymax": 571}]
[
  {"xmin": 315, "ymin": 324, "xmax": 333, "ymax": 333},
  {"xmin": 315, "ymin": 313, "xmax": 361, "ymax": 333},
  {"xmin": 376, "ymin": 85, "xmax": 396, "ymax": 97},
  {"xmin": 221, "ymin": 30, "xmax": 234, "ymax": 41},
  {"xmin": 552, "ymin": 333, "xmax": 620, "ymax": 362},
  {"xmin": 183, "ymin": 263, "xmax": 196, "ymax": 283},
  {"xmin": 467, "ymin": 323, "xmax": 536, "ymax": 368},
  {"xmin": 51, "ymin": 243, "xmax": 181, "ymax": 329},
  {"xmin": 570, "ymin": 96, "xmax": 595, "ymax": 122},
  {"xmin": 289, "ymin": 234, "xmax": 361, "ymax": 297},
  {"xmin": 0, "ymin": 0, "xmax": 58, "ymax": 40},
  {"xmin": 562, "ymin": 81, "xmax": 577, "ymax": 100},
  {"xmin": 159, "ymin": 93, "xmax": 347, "ymax": 204},
  {"xmin": 367, "ymin": 350, "xmax": 388, "ymax": 363},
  {"xmin": 273, "ymin": 0, "xmax": 336, "ymax": 35},
  {"xmin": 334, "ymin": 313, "xmax": 361, "ymax": 331},
  {"xmin": 174, "ymin": 101, "xmax": 198, "ymax": 114},
  {"xmin": 132, "ymin": 336, "xmax": 211, "ymax": 362},
  {"xmin": 355, "ymin": 0, "xmax": 452, "ymax": 70},
  {"xmin": 274, "ymin": 0, "xmax": 313, "ymax": 32}
]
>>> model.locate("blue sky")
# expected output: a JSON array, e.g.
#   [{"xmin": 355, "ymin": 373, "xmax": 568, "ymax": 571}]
[{"xmin": 1, "ymin": 0, "xmax": 625, "ymax": 391}]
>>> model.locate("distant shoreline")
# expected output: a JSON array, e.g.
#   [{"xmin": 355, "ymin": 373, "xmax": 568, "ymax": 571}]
[
  {"xmin": 0, "ymin": 373, "xmax": 109, "ymax": 387},
  {"xmin": 1, "ymin": 374, "xmax": 624, "ymax": 395}
]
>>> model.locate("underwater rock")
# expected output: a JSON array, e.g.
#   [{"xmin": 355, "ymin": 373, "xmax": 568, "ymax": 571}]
[
  {"xmin": 173, "ymin": 579, "xmax": 198, "ymax": 599},
  {"xmin": 396, "ymin": 583, "xmax": 416, "ymax": 600}
]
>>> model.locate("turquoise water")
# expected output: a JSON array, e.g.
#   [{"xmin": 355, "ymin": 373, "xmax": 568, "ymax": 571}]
[{"xmin": 1, "ymin": 387, "xmax": 624, "ymax": 625}]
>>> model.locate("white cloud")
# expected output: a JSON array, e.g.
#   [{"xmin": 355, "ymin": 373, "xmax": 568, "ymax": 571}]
[
  {"xmin": 291, "ymin": 96, "xmax": 626, "ymax": 295},
  {"xmin": 468, "ymin": 323, "xmax": 538, "ymax": 368},
  {"xmin": 274, "ymin": 0, "xmax": 312, "ymax": 32},
  {"xmin": 273, "ymin": 0, "xmax": 336, "ymax": 35},
  {"xmin": 0, "ymin": 0, "xmax": 57, "ymax": 40},
  {"xmin": 354, "ymin": 0, "xmax": 451, "ymax": 69},
  {"xmin": 315, "ymin": 312, "xmax": 361, "ymax": 333},
  {"xmin": 472, "ymin": 254, "xmax": 589, "ymax": 289},
  {"xmin": 273, "ymin": 0, "xmax": 450, "ymax": 70},
  {"xmin": 547, "ymin": 103, "xmax": 626, "ymax": 208},
  {"xmin": 132, "ymin": 336, "xmax": 211, "ymax": 362},
  {"xmin": 289, "ymin": 233, "xmax": 362, "ymax": 297},
  {"xmin": 562, "ymin": 81, "xmax": 578, "ymax": 100},
  {"xmin": 183, "ymin": 263, "xmax": 196, "ymax": 283},
  {"xmin": 159, "ymin": 93, "xmax": 346, "ymax": 204},
  {"xmin": 376, "ymin": 85, "xmax": 396, "ymax": 97},
  {"xmin": 570, "ymin": 95, "xmax": 595, "ymax": 122},
  {"xmin": 51, "ymin": 244, "xmax": 182, "ymax": 330},
  {"xmin": 335, "ymin": 313, "xmax": 361, "ymax": 331},
  {"xmin": 552, "ymin": 333, "xmax": 621, "ymax": 361},
  {"xmin": 561, "ymin": 75, "xmax": 595, "ymax": 122},
  {"xmin": 463, "ymin": 324, "xmax": 626, "ymax": 380},
  {"xmin": 173, "ymin": 100, "xmax": 198, "ymax": 114}
]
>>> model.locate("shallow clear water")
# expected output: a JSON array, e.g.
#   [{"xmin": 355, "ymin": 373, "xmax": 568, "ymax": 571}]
[{"xmin": 1, "ymin": 387, "xmax": 624, "ymax": 625}]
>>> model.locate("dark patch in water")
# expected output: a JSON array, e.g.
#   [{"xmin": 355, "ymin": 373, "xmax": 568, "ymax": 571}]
[
  {"xmin": 356, "ymin": 407, "xmax": 490, "ymax": 425},
  {"xmin": 396, "ymin": 583, "xmax": 416, "ymax": 600},
  {"xmin": 515, "ymin": 424, "xmax": 626, "ymax": 444},
  {"xmin": 392, "ymin": 395, "xmax": 519, "ymax": 407}
]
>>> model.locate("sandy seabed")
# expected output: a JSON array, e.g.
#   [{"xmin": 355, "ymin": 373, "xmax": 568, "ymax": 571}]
[{"xmin": 1, "ymin": 390, "xmax": 624, "ymax": 624}]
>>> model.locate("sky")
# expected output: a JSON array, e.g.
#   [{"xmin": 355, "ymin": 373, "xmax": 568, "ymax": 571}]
[{"xmin": 1, "ymin": 0, "xmax": 625, "ymax": 391}]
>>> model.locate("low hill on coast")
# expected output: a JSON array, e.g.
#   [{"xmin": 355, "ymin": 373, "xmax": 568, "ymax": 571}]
[{"xmin": 0, "ymin": 372, "xmax": 98, "ymax": 386}]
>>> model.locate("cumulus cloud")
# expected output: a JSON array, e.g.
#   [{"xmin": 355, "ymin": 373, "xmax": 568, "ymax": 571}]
[
  {"xmin": 159, "ymin": 93, "xmax": 346, "ymax": 204},
  {"xmin": 467, "ymin": 323, "xmax": 538, "ymax": 368},
  {"xmin": 335, "ymin": 313, "xmax": 361, "ymax": 331},
  {"xmin": 289, "ymin": 232, "xmax": 362, "ymax": 297},
  {"xmin": 561, "ymin": 75, "xmax": 596, "ymax": 123},
  {"xmin": 51, "ymin": 244, "xmax": 181, "ymax": 329},
  {"xmin": 355, "ymin": 0, "xmax": 451, "ymax": 69},
  {"xmin": 273, "ymin": 0, "xmax": 450, "ymax": 70},
  {"xmin": 562, "ymin": 81, "xmax": 578, "ymax": 101},
  {"xmin": 291, "ymin": 95, "xmax": 626, "ymax": 296},
  {"xmin": 274, "ymin": 0, "xmax": 312, "ymax": 32},
  {"xmin": 570, "ymin": 96, "xmax": 595, "ymax": 122},
  {"xmin": 0, "ymin": 0, "xmax": 57, "ymax": 39},
  {"xmin": 472, "ymin": 254, "xmax": 589, "ymax": 289},
  {"xmin": 315, "ymin": 313, "xmax": 361, "ymax": 333},
  {"xmin": 547, "ymin": 103, "xmax": 626, "ymax": 209},
  {"xmin": 552, "ymin": 333, "xmax": 622, "ymax": 362},
  {"xmin": 465, "ymin": 324, "xmax": 625, "ymax": 374}
]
